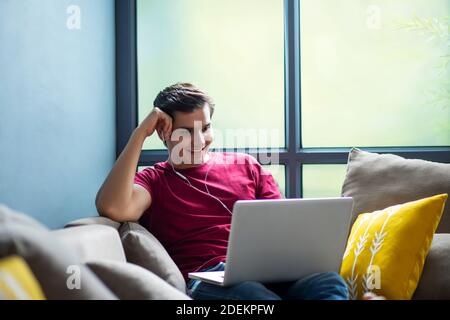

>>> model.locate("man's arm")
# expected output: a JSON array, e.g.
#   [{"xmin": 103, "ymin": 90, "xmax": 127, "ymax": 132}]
[{"xmin": 95, "ymin": 108, "xmax": 172, "ymax": 222}]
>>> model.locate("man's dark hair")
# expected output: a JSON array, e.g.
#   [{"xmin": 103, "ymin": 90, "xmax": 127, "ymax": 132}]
[{"xmin": 153, "ymin": 83, "xmax": 215, "ymax": 119}]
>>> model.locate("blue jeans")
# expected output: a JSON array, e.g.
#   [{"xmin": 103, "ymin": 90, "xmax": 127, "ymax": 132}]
[{"xmin": 187, "ymin": 262, "xmax": 349, "ymax": 300}]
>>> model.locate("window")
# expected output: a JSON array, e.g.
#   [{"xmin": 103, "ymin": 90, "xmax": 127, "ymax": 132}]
[
  {"xmin": 117, "ymin": 0, "xmax": 450, "ymax": 199},
  {"xmin": 137, "ymin": 0, "xmax": 285, "ymax": 150},
  {"xmin": 301, "ymin": 0, "xmax": 450, "ymax": 148},
  {"xmin": 302, "ymin": 165, "xmax": 347, "ymax": 198}
]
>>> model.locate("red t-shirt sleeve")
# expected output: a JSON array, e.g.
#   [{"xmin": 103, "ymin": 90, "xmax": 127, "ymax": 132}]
[
  {"xmin": 247, "ymin": 155, "xmax": 283, "ymax": 199},
  {"xmin": 257, "ymin": 167, "xmax": 283, "ymax": 199},
  {"xmin": 134, "ymin": 167, "xmax": 157, "ymax": 200}
]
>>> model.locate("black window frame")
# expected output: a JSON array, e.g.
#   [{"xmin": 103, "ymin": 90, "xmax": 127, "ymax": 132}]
[{"xmin": 115, "ymin": 0, "xmax": 450, "ymax": 198}]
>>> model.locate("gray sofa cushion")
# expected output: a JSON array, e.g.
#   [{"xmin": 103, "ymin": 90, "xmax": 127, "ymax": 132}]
[
  {"xmin": 341, "ymin": 148, "xmax": 450, "ymax": 233},
  {"xmin": 0, "ymin": 222, "xmax": 117, "ymax": 300},
  {"xmin": 53, "ymin": 225, "xmax": 126, "ymax": 264},
  {"xmin": 0, "ymin": 204, "xmax": 48, "ymax": 231},
  {"xmin": 413, "ymin": 234, "xmax": 450, "ymax": 300},
  {"xmin": 65, "ymin": 216, "xmax": 121, "ymax": 230},
  {"xmin": 119, "ymin": 222, "xmax": 186, "ymax": 293},
  {"xmin": 413, "ymin": 233, "xmax": 450, "ymax": 300},
  {"xmin": 86, "ymin": 260, "xmax": 191, "ymax": 300}
]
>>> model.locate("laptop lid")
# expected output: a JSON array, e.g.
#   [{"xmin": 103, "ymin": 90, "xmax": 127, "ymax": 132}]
[{"xmin": 223, "ymin": 197, "xmax": 353, "ymax": 286}]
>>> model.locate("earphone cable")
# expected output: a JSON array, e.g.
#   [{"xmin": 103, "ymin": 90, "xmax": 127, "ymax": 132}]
[{"xmin": 169, "ymin": 152, "xmax": 233, "ymax": 215}]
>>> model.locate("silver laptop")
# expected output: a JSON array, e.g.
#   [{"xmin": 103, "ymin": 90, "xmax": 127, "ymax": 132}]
[{"xmin": 188, "ymin": 197, "xmax": 353, "ymax": 287}]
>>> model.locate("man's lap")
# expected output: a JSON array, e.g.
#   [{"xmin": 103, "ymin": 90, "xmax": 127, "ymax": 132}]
[{"xmin": 187, "ymin": 262, "xmax": 349, "ymax": 300}]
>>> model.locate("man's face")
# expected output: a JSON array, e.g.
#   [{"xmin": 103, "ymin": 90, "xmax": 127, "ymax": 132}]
[{"xmin": 165, "ymin": 103, "xmax": 213, "ymax": 167}]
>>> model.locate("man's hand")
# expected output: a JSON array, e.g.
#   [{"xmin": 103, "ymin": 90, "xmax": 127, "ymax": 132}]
[
  {"xmin": 362, "ymin": 292, "xmax": 386, "ymax": 300},
  {"xmin": 96, "ymin": 107, "xmax": 171, "ymax": 222},
  {"xmin": 137, "ymin": 107, "xmax": 173, "ymax": 141}
]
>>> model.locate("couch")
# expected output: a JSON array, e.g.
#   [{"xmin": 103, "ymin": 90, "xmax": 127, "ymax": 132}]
[
  {"xmin": 59, "ymin": 214, "xmax": 450, "ymax": 300},
  {"xmin": 1, "ymin": 148, "xmax": 449, "ymax": 299},
  {"xmin": 54, "ymin": 219, "xmax": 191, "ymax": 300}
]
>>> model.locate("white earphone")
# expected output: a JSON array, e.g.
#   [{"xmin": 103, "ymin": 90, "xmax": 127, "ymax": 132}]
[{"xmin": 168, "ymin": 153, "xmax": 233, "ymax": 216}]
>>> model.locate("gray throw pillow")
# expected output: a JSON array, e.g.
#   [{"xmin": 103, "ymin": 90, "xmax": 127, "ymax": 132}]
[
  {"xmin": 86, "ymin": 260, "xmax": 191, "ymax": 300},
  {"xmin": 64, "ymin": 216, "xmax": 121, "ymax": 230},
  {"xmin": 342, "ymin": 148, "xmax": 450, "ymax": 233},
  {"xmin": 0, "ymin": 204, "xmax": 48, "ymax": 231},
  {"xmin": 0, "ymin": 223, "xmax": 117, "ymax": 300},
  {"xmin": 413, "ymin": 234, "xmax": 450, "ymax": 300},
  {"xmin": 119, "ymin": 222, "xmax": 186, "ymax": 293}
]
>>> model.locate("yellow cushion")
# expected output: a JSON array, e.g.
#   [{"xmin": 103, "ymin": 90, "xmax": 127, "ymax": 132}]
[
  {"xmin": 0, "ymin": 255, "xmax": 46, "ymax": 300},
  {"xmin": 340, "ymin": 193, "xmax": 448, "ymax": 300}
]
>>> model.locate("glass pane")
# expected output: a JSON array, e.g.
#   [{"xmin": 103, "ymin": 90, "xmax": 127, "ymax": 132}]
[
  {"xmin": 137, "ymin": 0, "xmax": 285, "ymax": 150},
  {"xmin": 138, "ymin": 164, "xmax": 285, "ymax": 197},
  {"xmin": 301, "ymin": 0, "xmax": 450, "ymax": 147},
  {"xmin": 302, "ymin": 165, "xmax": 347, "ymax": 198}
]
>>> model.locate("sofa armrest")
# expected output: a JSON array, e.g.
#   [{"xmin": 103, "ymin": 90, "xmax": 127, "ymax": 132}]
[
  {"xmin": 65, "ymin": 216, "xmax": 121, "ymax": 230},
  {"xmin": 52, "ymin": 225, "xmax": 127, "ymax": 263},
  {"xmin": 413, "ymin": 233, "xmax": 450, "ymax": 300}
]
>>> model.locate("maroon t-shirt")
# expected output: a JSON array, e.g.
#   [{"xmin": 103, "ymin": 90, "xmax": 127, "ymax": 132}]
[{"xmin": 134, "ymin": 152, "xmax": 282, "ymax": 283}]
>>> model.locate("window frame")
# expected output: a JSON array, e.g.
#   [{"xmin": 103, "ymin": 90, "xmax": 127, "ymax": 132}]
[{"xmin": 115, "ymin": 0, "xmax": 450, "ymax": 198}]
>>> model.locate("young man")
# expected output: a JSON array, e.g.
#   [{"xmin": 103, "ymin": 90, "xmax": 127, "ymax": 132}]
[{"xmin": 95, "ymin": 83, "xmax": 350, "ymax": 300}]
